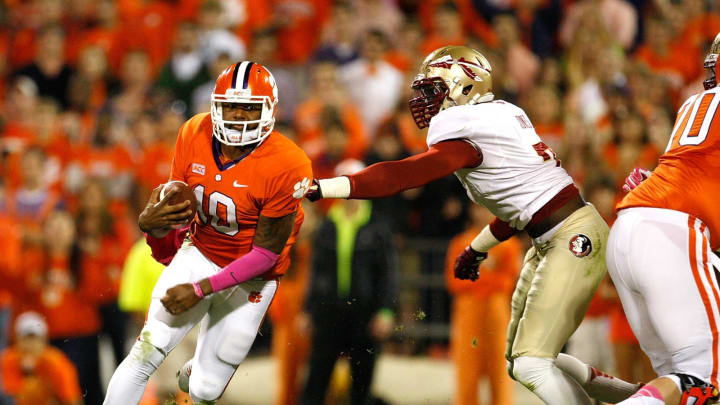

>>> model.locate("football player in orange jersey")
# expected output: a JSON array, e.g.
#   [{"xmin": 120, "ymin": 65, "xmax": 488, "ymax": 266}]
[
  {"xmin": 607, "ymin": 33, "xmax": 720, "ymax": 405},
  {"xmin": 103, "ymin": 61, "xmax": 313, "ymax": 405}
]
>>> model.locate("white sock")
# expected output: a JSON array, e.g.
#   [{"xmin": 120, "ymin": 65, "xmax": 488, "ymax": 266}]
[
  {"xmin": 103, "ymin": 340, "xmax": 166, "ymax": 405},
  {"xmin": 617, "ymin": 384, "xmax": 665, "ymax": 405},
  {"xmin": 556, "ymin": 353, "xmax": 641, "ymax": 402},
  {"xmin": 511, "ymin": 356, "xmax": 593, "ymax": 405}
]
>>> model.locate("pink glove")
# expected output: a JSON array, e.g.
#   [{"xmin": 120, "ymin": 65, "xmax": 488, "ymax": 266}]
[{"xmin": 622, "ymin": 168, "xmax": 652, "ymax": 193}]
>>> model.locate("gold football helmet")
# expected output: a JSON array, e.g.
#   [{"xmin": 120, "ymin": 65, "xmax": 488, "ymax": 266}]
[
  {"xmin": 409, "ymin": 45, "xmax": 494, "ymax": 128},
  {"xmin": 703, "ymin": 33, "xmax": 720, "ymax": 90}
]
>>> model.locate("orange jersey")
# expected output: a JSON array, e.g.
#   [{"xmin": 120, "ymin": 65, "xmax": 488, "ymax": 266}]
[
  {"xmin": 1, "ymin": 346, "xmax": 82, "ymax": 405},
  {"xmin": 170, "ymin": 113, "xmax": 313, "ymax": 277},
  {"xmin": 618, "ymin": 87, "xmax": 720, "ymax": 249}
]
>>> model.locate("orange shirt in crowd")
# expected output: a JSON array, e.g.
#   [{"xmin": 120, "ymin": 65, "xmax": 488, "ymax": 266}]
[
  {"xmin": 584, "ymin": 289, "xmax": 614, "ymax": 318},
  {"xmin": 609, "ymin": 305, "xmax": 638, "ymax": 344},
  {"xmin": 112, "ymin": 0, "xmax": 182, "ymax": 74},
  {"xmin": 41, "ymin": 256, "xmax": 101, "ymax": 339},
  {"xmin": 0, "ymin": 215, "xmax": 23, "ymax": 285},
  {"xmin": 135, "ymin": 141, "xmax": 174, "ymax": 191},
  {"xmin": 4, "ymin": 131, "xmax": 73, "ymax": 192},
  {"xmin": 534, "ymin": 122, "xmax": 565, "ymax": 153},
  {"xmin": 679, "ymin": 14, "xmax": 720, "ymax": 51},
  {"xmin": 8, "ymin": 27, "xmax": 36, "ymax": 68},
  {"xmin": 384, "ymin": 50, "xmax": 414, "ymax": 74},
  {"xmin": 445, "ymin": 227, "xmax": 522, "ymax": 298},
  {"xmin": 233, "ymin": 0, "xmax": 273, "ymax": 45},
  {"xmin": 602, "ymin": 143, "xmax": 660, "ymax": 180},
  {"xmin": 272, "ymin": 0, "xmax": 332, "ymax": 64},
  {"xmin": 78, "ymin": 221, "xmax": 135, "ymax": 306},
  {"xmin": 420, "ymin": 34, "xmax": 467, "ymax": 58},
  {"xmin": 294, "ymin": 99, "xmax": 368, "ymax": 160},
  {"xmin": 4, "ymin": 189, "xmax": 60, "ymax": 317},
  {"xmin": 634, "ymin": 42, "xmax": 702, "ymax": 85},
  {"xmin": 395, "ymin": 113, "xmax": 428, "ymax": 154},
  {"xmin": 1, "ymin": 345, "xmax": 82, "ymax": 405},
  {"xmin": 417, "ymin": 0, "xmax": 497, "ymax": 48}
]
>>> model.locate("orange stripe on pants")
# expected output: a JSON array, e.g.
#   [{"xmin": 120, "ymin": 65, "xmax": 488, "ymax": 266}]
[
  {"xmin": 700, "ymin": 228, "xmax": 720, "ymax": 388},
  {"xmin": 688, "ymin": 217, "xmax": 719, "ymax": 387}
]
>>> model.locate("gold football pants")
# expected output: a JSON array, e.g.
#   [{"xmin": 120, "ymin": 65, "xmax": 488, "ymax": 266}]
[{"xmin": 506, "ymin": 204, "xmax": 609, "ymax": 359}]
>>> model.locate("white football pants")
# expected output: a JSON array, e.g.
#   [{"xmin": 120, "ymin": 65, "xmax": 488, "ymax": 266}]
[
  {"xmin": 104, "ymin": 244, "xmax": 277, "ymax": 404},
  {"xmin": 606, "ymin": 207, "xmax": 719, "ymax": 386}
]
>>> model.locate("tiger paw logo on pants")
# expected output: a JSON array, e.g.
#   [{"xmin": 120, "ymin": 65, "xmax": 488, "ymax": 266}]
[
  {"xmin": 248, "ymin": 291, "xmax": 262, "ymax": 303},
  {"xmin": 292, "ymin": 177, "xmax": 310, "ymax": 199}
]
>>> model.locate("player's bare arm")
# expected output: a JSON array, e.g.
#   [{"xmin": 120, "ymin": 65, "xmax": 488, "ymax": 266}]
[
  {"xmin": 253, "ymin": 212, "xmax": 298, "ymax": 254},
  {"xmin": 161, "ymin": 211, "xmax": 297, "ymax": 315},
  {"xmin": 138, "ymin": 185, "xmax": 194, "ymax": 238},
  {"xmin": 307, "ymin": 140, "xmax": 481, "ymax": 201}
]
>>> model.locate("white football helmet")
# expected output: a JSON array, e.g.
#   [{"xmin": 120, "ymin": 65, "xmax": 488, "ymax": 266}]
[{"xmin": 210, "ymin": 61, "xmax": 278, "ymax": 146}]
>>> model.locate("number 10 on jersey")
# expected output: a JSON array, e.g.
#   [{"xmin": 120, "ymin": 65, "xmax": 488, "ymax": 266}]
[{"xmin": 193, "ymin": 185, "xmax": 239, "ymax": 236}]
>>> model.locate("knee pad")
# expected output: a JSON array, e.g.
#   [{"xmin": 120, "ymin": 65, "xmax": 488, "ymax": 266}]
[
  {"xmin": 216, "ymin": 326, "xmax": 256, "ymax": 365},
  {"xmin": 189, "ymin": 372, "xmax": 225, "ymax": 404},
  {"xmin": 511, "ymin": 356, "xmax": 554, "ymax": 387},
  {"xmin": 507, "ymin": 359, "xmax": 516, "ymax": 381},
  {"xmin": 670, "ymin": 373, "xmax": 719, "ymax": 405},
  {"xmin": 124, "ymin": 339, "xmax": 166, "ymax": 381}
]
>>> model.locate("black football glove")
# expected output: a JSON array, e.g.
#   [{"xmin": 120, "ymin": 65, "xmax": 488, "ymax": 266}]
[
  {"xmin": 453, "ymin": 246, "xmax": 488, "ymax": 282},
  {"xmin": 305, "ymin": 179, "xmax": 323, "ymax": 202}
]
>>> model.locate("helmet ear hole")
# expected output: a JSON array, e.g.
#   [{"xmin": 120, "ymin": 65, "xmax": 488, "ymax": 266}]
[{"xmin": 462, "ymin": 84, "xmax": 473, "ymax": 95}]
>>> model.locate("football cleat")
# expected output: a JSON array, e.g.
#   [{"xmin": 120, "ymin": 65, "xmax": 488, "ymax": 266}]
[
  {"xmin": 675, "ymin": 373, "xmax": 719, "ymax": 405},
  {"xmin": 177, "ymin": 359, "xmax": 192, "ymax": 393}
]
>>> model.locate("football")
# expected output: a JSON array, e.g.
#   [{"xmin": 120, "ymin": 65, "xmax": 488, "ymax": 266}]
[{"xmin": 160, "ymin": 181, "xmax": 197, "ymax": 226}]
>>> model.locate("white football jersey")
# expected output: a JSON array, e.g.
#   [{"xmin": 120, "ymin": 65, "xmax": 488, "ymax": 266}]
[{"xmin": 426, "ymin": 100, "xmax": 574, "ymax": 230}]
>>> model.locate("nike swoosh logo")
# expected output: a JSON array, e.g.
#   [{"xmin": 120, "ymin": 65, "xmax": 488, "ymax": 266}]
[{"xmin": 233, "ymin": 181, "xmax": 248, "ymax": 188}]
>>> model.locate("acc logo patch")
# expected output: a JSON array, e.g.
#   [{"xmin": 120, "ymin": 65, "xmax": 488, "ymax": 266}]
[
  {"xmin": 292, "ymin": 177, "xmax": 310, "ymax": 199},
  {"xmin": 569, "ymin": 234, "xmax": 592, "ymax": 257},
  {"xmin": 191, "ymin": 163, "xmax": 206, "ymax": 175}
]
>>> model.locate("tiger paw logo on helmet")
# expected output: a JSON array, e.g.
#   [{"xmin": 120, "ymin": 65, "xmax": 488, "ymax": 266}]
[
  {"xmin": 292, "ymin": 178, "xmax": 310, "ymax": 199},
  {"xmin": 569, "ymin": 234, "xmax": 592, "ymax": 257}
]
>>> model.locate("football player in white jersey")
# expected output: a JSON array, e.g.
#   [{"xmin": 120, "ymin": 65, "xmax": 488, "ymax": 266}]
[{"xmin": 307, "ymin": 45, "xmax": 640, "ymax": 404}]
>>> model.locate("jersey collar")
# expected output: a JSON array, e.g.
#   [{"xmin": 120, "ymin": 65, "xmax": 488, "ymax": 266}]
[{"xmin": 211, "ymin": 137, "xmax": 253, "ymax": 171}]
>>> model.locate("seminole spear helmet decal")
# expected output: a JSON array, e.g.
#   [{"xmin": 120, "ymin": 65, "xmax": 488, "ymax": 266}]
[{"xmin": 409, "ymin": 45, "xmax": 494, "ymax": 128}]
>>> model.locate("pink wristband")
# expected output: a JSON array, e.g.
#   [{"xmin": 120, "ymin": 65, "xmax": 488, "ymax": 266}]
[
  {"xmin": 207, "ymin": 245, "xmax": 279, "ymax": 293},
  {"xmin": 192, "ymin": 282, "xmax": 205, "ymax": 298}
]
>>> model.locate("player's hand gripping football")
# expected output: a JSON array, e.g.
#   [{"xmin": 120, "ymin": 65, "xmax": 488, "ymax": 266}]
[
  {"xmin": 304, "ymin": 178, "xmax": 323, "ymax": 202},
  {"xmin": 139, "ymin": 185, "xmax": 194, "ymax": 237},
  {"xmin": 622, "ymin": 167, "xmax": 652, "ymax": 192},
  {"xmin": 161, "ymin": 283, "xmax": 201, "ymax": 315},
  {"xmin": 454, "ymin": 246, "xmax": 488, "ymax": 281}
]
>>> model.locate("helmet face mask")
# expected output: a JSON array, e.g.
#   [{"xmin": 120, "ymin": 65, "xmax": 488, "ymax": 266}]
[
  {"xmin": 408, "ymin": 46, "xmax": 494, "ymax": 129},
  {"xmin": 703, "ymin": 33, "xmax": 720, "ymax": 91},
  {"xmin": 409, "ymin": 77, "xmax": 449, "ymax": 129},
  {"xmin": 211, "ymin": 62, "xmax": 278, "ymax": 146}
]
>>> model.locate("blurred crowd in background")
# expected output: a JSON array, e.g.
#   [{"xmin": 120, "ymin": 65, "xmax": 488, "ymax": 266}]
[{"xmin": 0, "ymin": 0, "xmax": 719, "ymax": 404}]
